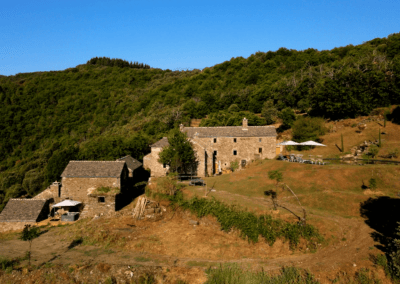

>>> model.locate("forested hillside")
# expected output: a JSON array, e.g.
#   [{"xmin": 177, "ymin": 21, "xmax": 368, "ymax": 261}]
[{"xmin": 0, "ymin": 33, "xmax": 400, "ymax": 211}]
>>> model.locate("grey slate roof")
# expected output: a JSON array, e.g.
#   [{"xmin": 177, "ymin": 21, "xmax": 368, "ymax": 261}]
[
  {"xmin": 117, "ymin": 155, "xmax": 142, "ymax": 171},
  {"xmin": 182, "ymin": 126, "xmax": 277, "ymax": 138},
  {"xmin": 0, "ymin": 199, "xmax": 47, "ymax": 222},
  {"xmin": 150, "ymin": 137, "xmax": 170, "ymax": 148},
  {"xmin": 61, "ymin": 161, "xmax": 126, "ymax": 178}
]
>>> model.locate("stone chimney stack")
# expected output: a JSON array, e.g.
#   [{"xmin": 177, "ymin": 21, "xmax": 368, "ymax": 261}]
[
  {"xmin": 242, "ymin": 117, "xmax": 248, "ymax": 130},
  {"xmin": 179, "ymin": 124, "xmax": 184, "ymax": 132}
]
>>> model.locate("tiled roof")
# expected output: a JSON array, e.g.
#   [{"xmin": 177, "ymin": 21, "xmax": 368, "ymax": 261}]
[
  {"xmin": 61, "ymin": 161, "xmax": 126, "ymax": 178},
  {"xmin": 0, "ymin": 199, "xmax": 47, "ymax": 222},
  {"xmin": 150, "ymin": 137, "xmax": 170, "ymax": 148},
  {"xmin": 182, "ymin": 126, "xmax": 277, "ymax": 138},
  {"xmin": 117, "ymin": 155, "xmax": 142, "ymax": 171}
]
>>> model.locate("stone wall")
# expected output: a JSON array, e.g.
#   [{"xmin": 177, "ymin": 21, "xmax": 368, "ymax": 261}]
[
  {"xmin": 85, "ymin": 194, "xmax": 117, "ymax": 217},
  {"xmin": 61, "ymin": 177, "xmax": 121, "ymax": 203},
  {"xmin": 193, "ymin": 136, "xmax": 276, "ymax": 176},
  {"xmin": 0, "ymin": 222, "xmax": 36, "ymax": 233},
  {"xmin": 143, "ymin": 147, "xmax": 169, "ymax": 177}
]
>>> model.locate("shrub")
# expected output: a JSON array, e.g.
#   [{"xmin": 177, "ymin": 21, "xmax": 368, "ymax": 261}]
[
  {"xmin": 292, "ymin": 117, "xmax": 327, "ymax": 146},
  {"xmin": 369, "ymin": 178, "xmax": 377, "ymax": 190},
  {"xmin": 166, "ymin": 191, "xmax": 323, "ymax": 249},
  {"xmin": 278, "ymin": 108, "xmax": 296, "ymax": 131},
  {"xmin": 230, "ymin": 160, "xmax": 239, "ymax": 172},
  {"xmin": 368, "ymin": 145, "xmax": 379, "ymax": 158}
]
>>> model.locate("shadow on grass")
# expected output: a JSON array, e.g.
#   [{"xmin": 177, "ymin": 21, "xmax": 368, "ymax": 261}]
[{"xmin": 360, "ymin": 196, "xmax": 400, "ymax": 252}]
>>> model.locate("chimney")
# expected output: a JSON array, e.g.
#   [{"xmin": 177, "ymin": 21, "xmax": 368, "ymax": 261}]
[
  {"xmin": 179, "ymin": 124, "xmax": 184, "ymax": 132},
  {"xmin": 242, "ymin": 117, "xmax": 248, "ymax": 130}
]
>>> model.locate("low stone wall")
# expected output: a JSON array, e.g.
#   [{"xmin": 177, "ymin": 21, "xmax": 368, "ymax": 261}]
[{"xmin": 0, "ymin": 222, "xmax": 36, "ymax": 233}]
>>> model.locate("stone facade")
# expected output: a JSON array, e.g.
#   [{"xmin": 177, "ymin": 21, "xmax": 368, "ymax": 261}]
[
  {"xmin": 61, "ymin": 177, "xmax": 123, "ymax": 203},
  {"xmin": 192, "ymin": 135, "xmax": 276, "ymax": 176},
  {"xmin": 143, "ymin": 138, "xmax": 170, "ymax": 177},
  {"xmin": 144, "ymin": 118, "xmax": 277, "ymax": 177},
  {"xmin": 60, "ymin": 161, "xmax": 129, "ymax": 204},
  {"xmin": 86, "ymin": 193, "xmax": 117, "ymax": 217}
]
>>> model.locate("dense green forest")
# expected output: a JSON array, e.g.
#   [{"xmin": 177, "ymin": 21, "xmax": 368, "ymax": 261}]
[{"xmin": 0, "ymin": 33, "xmax": 400, "ymax": 211}]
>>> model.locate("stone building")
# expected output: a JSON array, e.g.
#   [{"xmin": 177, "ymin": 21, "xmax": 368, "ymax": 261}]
[
  {"xmin": 143, "ymin": 137, "xmax": 170, "ymax": 177},
  {"xmin": 0, "ymin": 199, "xmax": 50, "ymax": 232},
  {"xmin": 144, "ymin": 118, "xmax": 277, "ymax": 177},
  {"xmin": 60, "ymin": 161, "xmax": 129, "ymax": 203},
  {"xmin": 117, "ymin": 155, "xmax": 142, "ymax": 178}
]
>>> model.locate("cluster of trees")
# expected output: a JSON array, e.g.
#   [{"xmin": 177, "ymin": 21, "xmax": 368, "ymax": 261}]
[
  {"xmin": 0, "ymin": 32, "xmax": 399, "ymax": 210},
  {"xmin": 86, "ymin": 57, "xmax": 150, "ymax": 69}
]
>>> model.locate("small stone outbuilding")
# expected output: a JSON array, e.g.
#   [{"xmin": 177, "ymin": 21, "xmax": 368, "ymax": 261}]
[
  {"xmin": 60, "ymin": 161, "xmax": 129, "ymax": 203},
  {"xmin": 0, "ymin": 199, "xmax": 50, "ymax": 232}
]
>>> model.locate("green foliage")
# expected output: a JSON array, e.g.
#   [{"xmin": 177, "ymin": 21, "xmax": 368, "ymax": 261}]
[
  {"xmin": 229, "ymin": 160, "xmax": 239, "ymax": 172},
  {"xmin": 368, "ymin": 145, "xmax": 379, "ymax": 158},
  {"xmin": 205, "ymin": 264, "xmax": 319, "ymax": 284},
  {"xmin": 86, "ymin": 57, "xmax": 150, "ymax": 69},
  {"xmin": 1, "ymin": 32, "xmax": 400, "ymax": 209},
  {"xmin": 200, "ymin": 111, "xmax": 265, "ymax": 127},
  {"xmin": 19, "ymin": 224, "xmax": 41, "ymax": 265},
  {"xmin": 292, "ymin": 117, "xmax": 327, "ymax": 145},
  {"xmin": 278, "ymin": 108, "xmax": 296, "ymax": 131},
  {"xmin": 369, "ymin": 178, "xmax": 377, "ymax": 190},
  {"xmin": 261, "ymin": 100, "xmax": 279, "ymax": 125},
  {"xmin": 341, "ymin": 133, "xmax": 344, "ymax": 153},
  {"xmin": 95, "ymin": 186, "xmax": 119, "ymax": 194},
  {"xmin": 158, "ymin": 128, "xmax": 197, "ymax": 174},
  {"xmin": 268, "ymin": 170, "xmax": 283, "ymax": 183},
  {"xmin": 166, "ymin": 192, "xmax": 322, "ymax": 249}
]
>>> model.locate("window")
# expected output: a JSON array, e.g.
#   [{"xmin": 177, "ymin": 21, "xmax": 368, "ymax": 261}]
[
  {"xmin": 259, "ymin": 138, "xmax": 262, "ymax": 142},
  {"xmin": 259, "ymin": 148, "xmax": 262, "ymax": 153},
  {"xmin": 233, "ymin": 150, "xmax": 237, "ymax": 155},
  {"xmin": 213, "ymin": 138, "xmax": 217, "ymax": 143},
  {"xmin": 163, "ymin": 163, "xmax": 167, "ymax": 168},
  {"xmin": 233, "ymin": 138, "xmax": 237, "ymax": 143},
  {"xmin": 98, "ymin": 197, "xmax": 105, "ymax": 203}
]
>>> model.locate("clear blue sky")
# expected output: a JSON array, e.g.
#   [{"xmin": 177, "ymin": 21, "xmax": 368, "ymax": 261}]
[{"xmin": 1, "ymin": 0, "xmax": 399, "ymax": 76}]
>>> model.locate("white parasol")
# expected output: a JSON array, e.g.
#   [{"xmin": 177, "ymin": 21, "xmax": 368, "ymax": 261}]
[
  {"xmin": 298, "ymin": 141, "xmax": 327, "ymax": 147},
  {"xmin": 52, "ymin": 200, "xmax": 81, "ymax": 207},
  {"xmin": 278, "ymin": 141, "xmax": 300, "ymax": 146}
]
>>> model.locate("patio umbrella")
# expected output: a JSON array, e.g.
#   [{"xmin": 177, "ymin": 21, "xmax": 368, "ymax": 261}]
[
  {"xmin": 278, "ymin": 141, "xmax": 300, "ymax": 146},
  {"xmin": 298, "ymin": 141, "xmax": 327, "ymax": 146},
  {"xmin": 52, "ymin": 200, "xmax": 81, "ymax": 207},
  {"xmin": 278, "ymin": 141, "xmax": 300, "ymax": 155}
]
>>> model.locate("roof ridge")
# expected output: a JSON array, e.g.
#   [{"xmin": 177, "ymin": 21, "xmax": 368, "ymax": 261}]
[
  {"xmin": 69, "ymin": 160, "xmax": 125, "ymax": 163},
  {"xmin": 10, "ymin": 198, "xmax": 47, "ymax": 201}
]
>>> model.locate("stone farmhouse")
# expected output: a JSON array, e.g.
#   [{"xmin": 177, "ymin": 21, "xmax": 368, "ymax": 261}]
[{"xmin": 144, "ymin": 118, "xmax": 277, "ymax": 177}]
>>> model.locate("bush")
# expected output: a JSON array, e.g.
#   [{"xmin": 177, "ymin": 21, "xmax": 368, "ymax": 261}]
[
  {"xmin": 277, "ymin": 108, "xmax": 296, "ymax": 131},
  {"xmin": 388, "ymin": 148, "xmax": 399, "ymax": 158},
  {"xmin": 368, "ymin": 145, "xmax": 379, "ymax": 158},
  {"xmin": 292, "ymin": 117, "xmax": 327, "ymax": 145},
  {"xmin": 369, "ymin": 178, "xmax": 377, "ymax": 190},
  {"xmin": 166, "ymin": 192, "xmax": 323, "ymax": 249}
]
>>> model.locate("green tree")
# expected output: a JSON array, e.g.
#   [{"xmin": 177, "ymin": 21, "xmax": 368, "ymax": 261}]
[
  {"xmin": 278, "ymin": 108, "xmax": 296, "ymax": 131},
  {"xmin": 19, "ymin": 225, "xmax": 41, "ymax": 266},
  {"xmin": 261, "ymin": 100, "xmax": 279, "ymax": 125},
  {"xmin": 158, "ymin": 128, "xmax": 197, "ymax": 174},
  {"xmin": 292, "ymin": 117, "xmax": 326, "ymax": 144}
]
